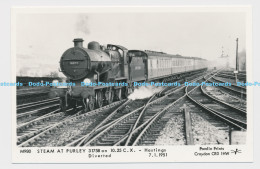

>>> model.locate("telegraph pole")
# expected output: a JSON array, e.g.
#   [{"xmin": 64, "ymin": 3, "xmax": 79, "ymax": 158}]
[
  {"xmin": 236, "ymin": 38, "xmax": 239, "ymax": 71},
  {"xmin": 234, "ymin": 38, "xmax": 239, "ymax": 83}
]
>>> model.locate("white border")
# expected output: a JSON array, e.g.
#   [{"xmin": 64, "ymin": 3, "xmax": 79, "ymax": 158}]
[{"xmin": 0, "ymin": 0, "xmax": 259, "ymax": 168}]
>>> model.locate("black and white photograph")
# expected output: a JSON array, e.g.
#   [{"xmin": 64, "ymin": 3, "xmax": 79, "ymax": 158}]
[{"xmin": 11, "ymin": 6, "xmax": 253, "ymax": 163}]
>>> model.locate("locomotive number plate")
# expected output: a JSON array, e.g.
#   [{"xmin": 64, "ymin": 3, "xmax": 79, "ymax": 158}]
[{"xmin": 69, "ymin": 61, "xmax": 79, "ymax": 65}]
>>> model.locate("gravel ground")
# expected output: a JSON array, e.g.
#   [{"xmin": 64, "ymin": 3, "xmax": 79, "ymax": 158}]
[
  {"xmin": 154, "ymin": 113, "xmax": 186, "ymax": 145},
  {"xmin": 191, "ymin": 112, "xmax": 229, "ymax": 145},
  {"xmin": 31, "ymin": 116, "xmax": 95, "ymax": 147},
  {"xmin": 153, "ymin": 99, "xmax": 230, "ymax": 146}
]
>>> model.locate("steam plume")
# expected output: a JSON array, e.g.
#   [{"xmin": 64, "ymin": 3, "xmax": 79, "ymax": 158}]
[
  {"xmin": 76, "ymin": 15, "xmax": 90, "ymax": 35},
  {"xmin": 128, "ymin": 86, "xmax": 163, "ymax": 100}
]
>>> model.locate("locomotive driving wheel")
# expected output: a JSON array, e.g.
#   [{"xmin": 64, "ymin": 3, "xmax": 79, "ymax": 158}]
[
  {"xmin": 96, "ymin": 90, "xmax": 103, "ymax": 108},
  {"xmin": 83, "ymin": 96, "xmax": 95, "ymax": 112},
  {"xmin": 88, "ymin": 96, "xmax": 95, "ymax": 111},
  {"xmin": 107, "ymin": 88, "xmax": 114, "ymax": 104}
]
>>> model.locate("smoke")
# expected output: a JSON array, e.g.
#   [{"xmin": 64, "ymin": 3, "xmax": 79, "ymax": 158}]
[
  {"xmin": 128, "ymin": 86, "xmax": 163, "ymax": 100},
  {"xmin": 75, "ymin": 15, "xmax": 90, "ymax": 35}
]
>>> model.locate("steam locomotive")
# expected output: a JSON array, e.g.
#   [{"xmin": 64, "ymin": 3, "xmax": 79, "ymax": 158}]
[{"xmin": 49, "ymin": 38, "xmax": 207, "ymax": 112}]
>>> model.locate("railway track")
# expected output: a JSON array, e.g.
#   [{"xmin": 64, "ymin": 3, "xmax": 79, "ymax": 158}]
[
  {"xmin": 202, "ymin": 78, "xmax": 246, "ymax": 112},
  {"xmin": 64, "ymin": 98, "xmax": 151, "ymax": 146},
  {"xmin": 129, "ymin": 75, "xmax": 215, "ymax": 146},
  {"xmin": 17, "ymin": 104, "xmax": 60, "ymax": 125},
  {"xmin": 182, "ymin": 100, "xmax": 230, "ymax": 145},
  {"xmin": 18, "ymin": 69, "xmax": 247, "ymax": 147},
  {"xmin": 61, "ymin": 72, "xmax": 208, "ymax": 146},
  {"xmin": 17, "ymin": 88, "xmax": 51, "ymax": 105},
  {"xmin": 158, "ymin": 71, "xmax": 205, "ymax": 96},
  {"xmin": 209, "ymin": 77, "xmax": 247, "ymax": 100},
  {"xmin": 17, "ymin": 98, "xmax": 59, "ymax": 112},
  {"xmin": 141, "ymin": 99, "xmax": 230, "ymax": 146},
  {"xmin": 133, "ymin": 71, "xmax": 246, "ymax": 146},
  {"xmin": 202, "ymin": 85, "xmax": 246, "ymax": 110},
  {"xmin": 17, "ymin": 70, "xmax": 209, "ymax": 146},
  {"xmin": 213, "ymin": 76, "xmax": 245, "ymax": 86},
  {"xmin": 187, "ymin": 77, "xmax": 247, "ymax": 130},
  {"xmin": 216, "ymin": 72, "xmax": 246, "ymax": 81},
  {"xmin": 18, "ymin": 70, "xmax": 210, "ymax": 147},
  {"xmin": 189, "ymin": 88, "xmax": 247, "ymax": 129},
  {"xmin": 73, "ymin": 72, "xmax": 211, "ymax": 146},
  {"xmin": 17, "ymin": 109, "xmax": 71, "ymax": 145},
  {"xmin": 18, "ymin": 100, "xmax": 126, "ymax": 147},
  {"xmin": 213, "ymin": 76, "xmax": 247, "ymax": 93},
  {"xmin": 221, "ymin": 71, "xmax": 246, "ymax": 77}
]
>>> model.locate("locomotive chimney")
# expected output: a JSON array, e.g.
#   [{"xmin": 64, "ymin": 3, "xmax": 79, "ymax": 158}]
[{"xmin": 73, "ymin": 38, "xmax": 84, "ymax": 47}]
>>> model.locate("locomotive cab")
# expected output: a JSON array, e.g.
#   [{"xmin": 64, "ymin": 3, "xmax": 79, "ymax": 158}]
[{"xmin": 106, "ymin": 44, "xmax": 128, "ymax": 78}]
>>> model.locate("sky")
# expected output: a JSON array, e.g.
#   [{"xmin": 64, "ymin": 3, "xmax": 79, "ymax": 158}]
[{"xmin": 16, "ymin": 11, "xmax": 246, "ymax": 76}]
